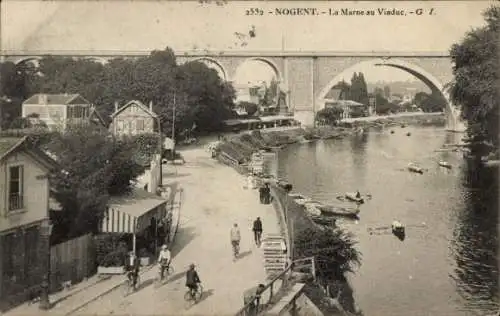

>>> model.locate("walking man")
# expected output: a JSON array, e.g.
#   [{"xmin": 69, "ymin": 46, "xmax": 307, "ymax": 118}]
[
  {"xmin": 252, "ymin": 217, "xmax": 263, "ymax": 247},
  {"xmin": 230, "ymin": 223, "xmax": 241, "ymax": 260}
]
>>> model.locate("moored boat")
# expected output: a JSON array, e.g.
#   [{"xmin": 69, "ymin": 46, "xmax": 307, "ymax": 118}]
[
  {"xmin": 345, "ymin": 192, "xmax": 364, "ymax": 204},
  {"xmin": 304, "ymin": 202, "xmax": 322, "ymax": 216},
  {"xmin": 317, "ymin": 204, "xmax": 360, "ymax": 217},
  {"xmin": 309, "ymin": 214, "xmax": 337, "ymax": 226},
  {"xmin": 407, "ymin": 163, "xmax": 424, "ymax": 174},
  {"xmin": 438, "ymin": 161, "xmax": 452, "ymax": 169}
]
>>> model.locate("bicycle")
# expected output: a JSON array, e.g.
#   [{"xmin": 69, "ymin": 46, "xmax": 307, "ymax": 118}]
[
  {"xmin": 184, "ymin": 283, "xmax": 203, "ymax": 307},
  {"xmin": 156, "ymin": 262, "xmax": 174, "ymax": 284},
  {"xmin": 122, "ymin": 271, "xmax": 140, "ymax": 296}
]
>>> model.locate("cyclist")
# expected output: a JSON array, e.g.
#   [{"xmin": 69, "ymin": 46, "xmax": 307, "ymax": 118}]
[
  {"xmin": 230, "ymin": 223, "xmax": 241, "ymax": 259},
  {"xmin": 185, "ymin": 263, "xmax": 201, "ymax": 298},
  {"xmin": 125, "ymin": 251, "xmax": 140, "ymax": 288},
  {"xmin": 158, "ymin": 244, "xmax": 172, "ymax": 280}
]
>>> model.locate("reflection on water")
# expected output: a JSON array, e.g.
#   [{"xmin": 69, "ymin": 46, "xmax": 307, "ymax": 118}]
[
  {"xmin": 274, "ymin": 126, "xmax": 499, "ymax": 316},
  {"xmin": 451, "ymin": 162, "xmax": 498, "ymax": 314}
]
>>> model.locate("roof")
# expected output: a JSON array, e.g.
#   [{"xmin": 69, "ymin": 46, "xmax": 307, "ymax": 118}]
[
  {"xmin": 88, "ymin": 106, "xmax": 108, "ymax": 127},
  {"xmin": 324, "ymin": 88, "xmax": 342, "ymax": 100},
  {"xmin": 108, "ymin": 188, "xmax": 167, "ymax": 218},
  {"xmin": 23, "ymin": 93, "xmax": 91, "ymax": 105},
  {"xmin": 110, "ymin": 100, "xmax": 158, "ymax": 119},
  {"xmin": 0, "ymin": 136, "xmax": 59, "ymax": 170},
  {"xmin": 259, "ymin": 115, "xmax": 295, "ymax": 122}
]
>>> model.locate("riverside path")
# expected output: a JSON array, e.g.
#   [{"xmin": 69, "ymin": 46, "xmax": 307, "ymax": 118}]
[{"xmin": 73, "ymin": 146, "xmax": 281, "ymax": 315}]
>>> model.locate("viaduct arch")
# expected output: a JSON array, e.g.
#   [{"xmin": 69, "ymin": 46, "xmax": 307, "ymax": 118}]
[{"xmin": 4, "ymin": 50, "xmax": 464, "ymax": 131}]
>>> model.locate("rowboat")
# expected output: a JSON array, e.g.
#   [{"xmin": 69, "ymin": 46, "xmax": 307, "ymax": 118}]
[
  {"xmin": 316, "ymin": 204, "xmax": 360, "ymax": 218},
  {"xmin": 407, "ymin": 163, "xmax": 424, "ymax": 174},
  {"xmin": 309, "ymin": 214, "xmax": 337, "ymax": 226},
  {"xmin": 438, "ymin": 161, "xmax": 452, "ymax": 169},
  {"xmin": 304, "ymin": 202, "xmax": 322, "ymax": 216},
  {"xmin": 391, "ymin": 220, "xmax": 406, "ymax": 241},
  {"xmin": 345, "ymin": 192, "xmax": 364, "ymax": 204}
]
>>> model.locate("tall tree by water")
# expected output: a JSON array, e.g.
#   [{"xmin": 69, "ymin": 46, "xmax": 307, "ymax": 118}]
[{"xmin": 449, "ymin": 6, "xmax": 499, "ymax": 154}]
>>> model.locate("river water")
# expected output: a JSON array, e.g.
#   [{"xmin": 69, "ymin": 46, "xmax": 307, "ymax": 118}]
[{"xmin": 272, "ymin": 125, "xmax": 498, "ymax": 316}]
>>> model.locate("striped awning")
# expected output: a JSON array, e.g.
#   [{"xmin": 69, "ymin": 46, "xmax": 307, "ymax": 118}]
[{"xmin": 100, "ymin": 189, "xmax": 168, "ymax": 234}]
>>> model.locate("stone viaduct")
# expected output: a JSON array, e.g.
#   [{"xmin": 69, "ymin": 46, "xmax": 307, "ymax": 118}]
[{"xmin": 1, "ymin": 50, "xmax": 465, "ymax": 131}]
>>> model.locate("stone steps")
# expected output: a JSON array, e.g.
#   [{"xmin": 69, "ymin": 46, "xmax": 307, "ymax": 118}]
[{"xmin": 262, "ymin": 235, "xmax": 287, "ymax": 277}]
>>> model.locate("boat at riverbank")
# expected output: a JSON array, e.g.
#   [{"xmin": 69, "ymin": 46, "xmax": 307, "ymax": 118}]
[
  {"xmin": 345, "ymin": 192, "xmax": 364, "ymax": 204},
  {"xmin": 317, "ymin": 204, "xmax": 360, "ymax": 217},
  {"xmin": 408, "ymin": 163, "xmax": 424, "ymax": 174},
  {"xmin": 438, "ymin": 161, "xmax": 452, "ymax": 169}
]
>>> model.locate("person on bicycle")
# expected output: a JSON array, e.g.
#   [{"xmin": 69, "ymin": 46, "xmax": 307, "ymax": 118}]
[
  {"xmin": 125, "ymin": 251, "xmax": 140, "ymax": 288},
  {"xmin": 230, "ymin": 223, "xmax": 241, "ymax": 258},
  {"xmin": 185, "ymin": 263, "xmax": 201, "ymax": 297},
  {"xmin": 158, "ymin": 244, "xmax": 171, "ymax": 280}
]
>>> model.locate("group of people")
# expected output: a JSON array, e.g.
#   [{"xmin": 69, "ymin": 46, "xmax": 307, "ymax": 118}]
[
  {"xmin": 124, "ymin": 244, "xmax": 201, "ymax": 296},
  {"xmin": 124, "ymin": 217, "xmax": 264, "ymax": 297},
  {"xmin": 230, "ymin": 217, "xmax": 264, "ymax": 260}
]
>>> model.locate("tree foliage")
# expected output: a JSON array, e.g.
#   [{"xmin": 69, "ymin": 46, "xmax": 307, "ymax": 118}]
[
  {"xmin": 449, "ymin": 6, "xmax": 499, "ymax": 151},
  {"xmin": 413, "ymin": 92, "xmax": 446, "ymax": 112},
  {"xmin": 316, "ymin": 107, "xmax": 343, "ymax": 125},
  {"xmin": 41, "ymin": 128, "xmax": 146, "ymax": 237},
  {"xmin": 350, "ymin": 72, "xmax": 369, "ymax": 105},
  {"xmin": 1, "ymin": 47, "xmax": 236, "ymax": 138},
  {"xmin": 295, "ymin": 226, "xmax": 361, "ymax": 281}
]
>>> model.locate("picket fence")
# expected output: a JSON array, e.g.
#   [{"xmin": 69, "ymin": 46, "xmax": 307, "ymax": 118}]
[{"xmin": 49, "ymin": 233, "xmax": 96, "ymax": 293}]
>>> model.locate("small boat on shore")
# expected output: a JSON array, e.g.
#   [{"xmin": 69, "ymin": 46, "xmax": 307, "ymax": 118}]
[
  {"xmin": 317, "ymin": 204, "xmax": 360, "ymax": 218},
  {"xmin": 407, "ymin": 163, "xmax": 424, "ymax": 174},
  {"xmin": 309, "ymin": 214, "xmax": 337, "ymax": 226},
  {"xmin": 345, "ymin": 192, "xmax": 364, "ymax": 204},
  {"xmin": 438, "ymin": 161, "xmax": 452, "ymax": 169},
  {"xmin": 304, "ymin": 202, "xmax": 322, "ymax": 216}
]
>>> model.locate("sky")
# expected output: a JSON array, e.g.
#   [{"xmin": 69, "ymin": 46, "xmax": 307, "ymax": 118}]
[{"xmin": 1, "ymin": 0, "xmax": 495, "ymax": 83}]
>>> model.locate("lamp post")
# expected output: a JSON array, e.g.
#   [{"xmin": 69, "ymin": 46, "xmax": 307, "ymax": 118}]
[{"xmin": 39, "ymin": 219, "xmax": 53, "ymax": 310}]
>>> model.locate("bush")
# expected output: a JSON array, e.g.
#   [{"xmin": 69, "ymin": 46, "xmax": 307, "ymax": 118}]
[
  {"xmin": 100, "ymin": 249, "xmax": 128, "ymax": 267},
  {"xmin": 95, "ymin": 234, "xmax": 129, "ymax": 266}
]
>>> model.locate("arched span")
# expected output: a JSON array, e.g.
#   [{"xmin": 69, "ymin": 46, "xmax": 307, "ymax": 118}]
[
  {"xmin": 191, "ymin": 57, "xmax": 228, "ymax": 81},
  {"xmin": 317, "ymin": 58, "xmax": 456, "ymax": 115},
  {"xmin": 85, "ymin": 57, "xmax": 108, "ymax": 65},
  {"xmin": 237, "ymin": 57, "xmax": 282, "ymax": 82},
  {"xmin": 15, "ymin": 56, "xmax": 42, "ymax": 66}
]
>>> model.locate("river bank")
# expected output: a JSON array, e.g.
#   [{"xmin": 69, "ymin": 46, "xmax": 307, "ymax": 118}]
[{"xmin": 216, "ymin": 113, "xmax": 445, "ymax": 164}]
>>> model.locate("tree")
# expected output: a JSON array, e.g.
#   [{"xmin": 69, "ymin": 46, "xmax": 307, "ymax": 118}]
[
  {"xmin": 449, "ymin": 6, "xmax": 499, "ymax": 152},
  {"xmin": 349, "ymin": 72, "xmax": 368, "ymax": 105},
  {"xmin": 295, "ymin": 226, "xmax": 361, "ymax": 282},
  {"xmin": 332, "ymin": 80, "xmax": 350, "ymax": 100},
  {"xmin": 42, "ymin": 128, "xmax": 146, "ymax": 237},
  {"xmin": 413, "ymin": 92, "xmax": 446, "ymax": 112},
  {"xmin": 316, "ymin": 107, "xmax": 343, "ymax": 126}
]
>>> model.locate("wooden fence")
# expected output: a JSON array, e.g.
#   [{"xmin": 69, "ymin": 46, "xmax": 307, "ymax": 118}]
[{"xmin": 49, "ymin": 233, "xmax": 96, "ymax": 293}]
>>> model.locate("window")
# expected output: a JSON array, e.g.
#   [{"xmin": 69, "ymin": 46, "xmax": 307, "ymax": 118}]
[
  {"xmin": 8, "ymin": 165, "xmax": 24, "ymax": 211},
  {"xmin": 137, "ymin": 119, "xmax": 145, "ymax": 131}
]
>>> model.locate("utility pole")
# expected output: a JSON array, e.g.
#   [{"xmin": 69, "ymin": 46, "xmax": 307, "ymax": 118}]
[{"xmin": 171, "ymin": 92, "xmax": 176, "ymax": 158}]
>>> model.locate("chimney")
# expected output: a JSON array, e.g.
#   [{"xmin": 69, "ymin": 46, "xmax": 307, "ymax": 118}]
[
  {"xmin": 114, "ymin": 101, "xmax": 119, "ymax": 112},
  {"xmin": 149, "ymin": 101, "xmax": 153, "ymax": 112}
]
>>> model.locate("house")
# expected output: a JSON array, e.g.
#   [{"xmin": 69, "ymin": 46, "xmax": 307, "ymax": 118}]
[
  {"xmin": 0, "ymin": 137, "xmax": 58, "ymax": 310},
  {"xmin": 22, "ymin": 94, "xmax": 102, "ymax": 132},
  {"xmin": 325, "ymin": 100, "xmax": 367, "ymax": 119},
  {"xmin": 109, "ymin": 100, "xmax": 159, "ymax": 137}
]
